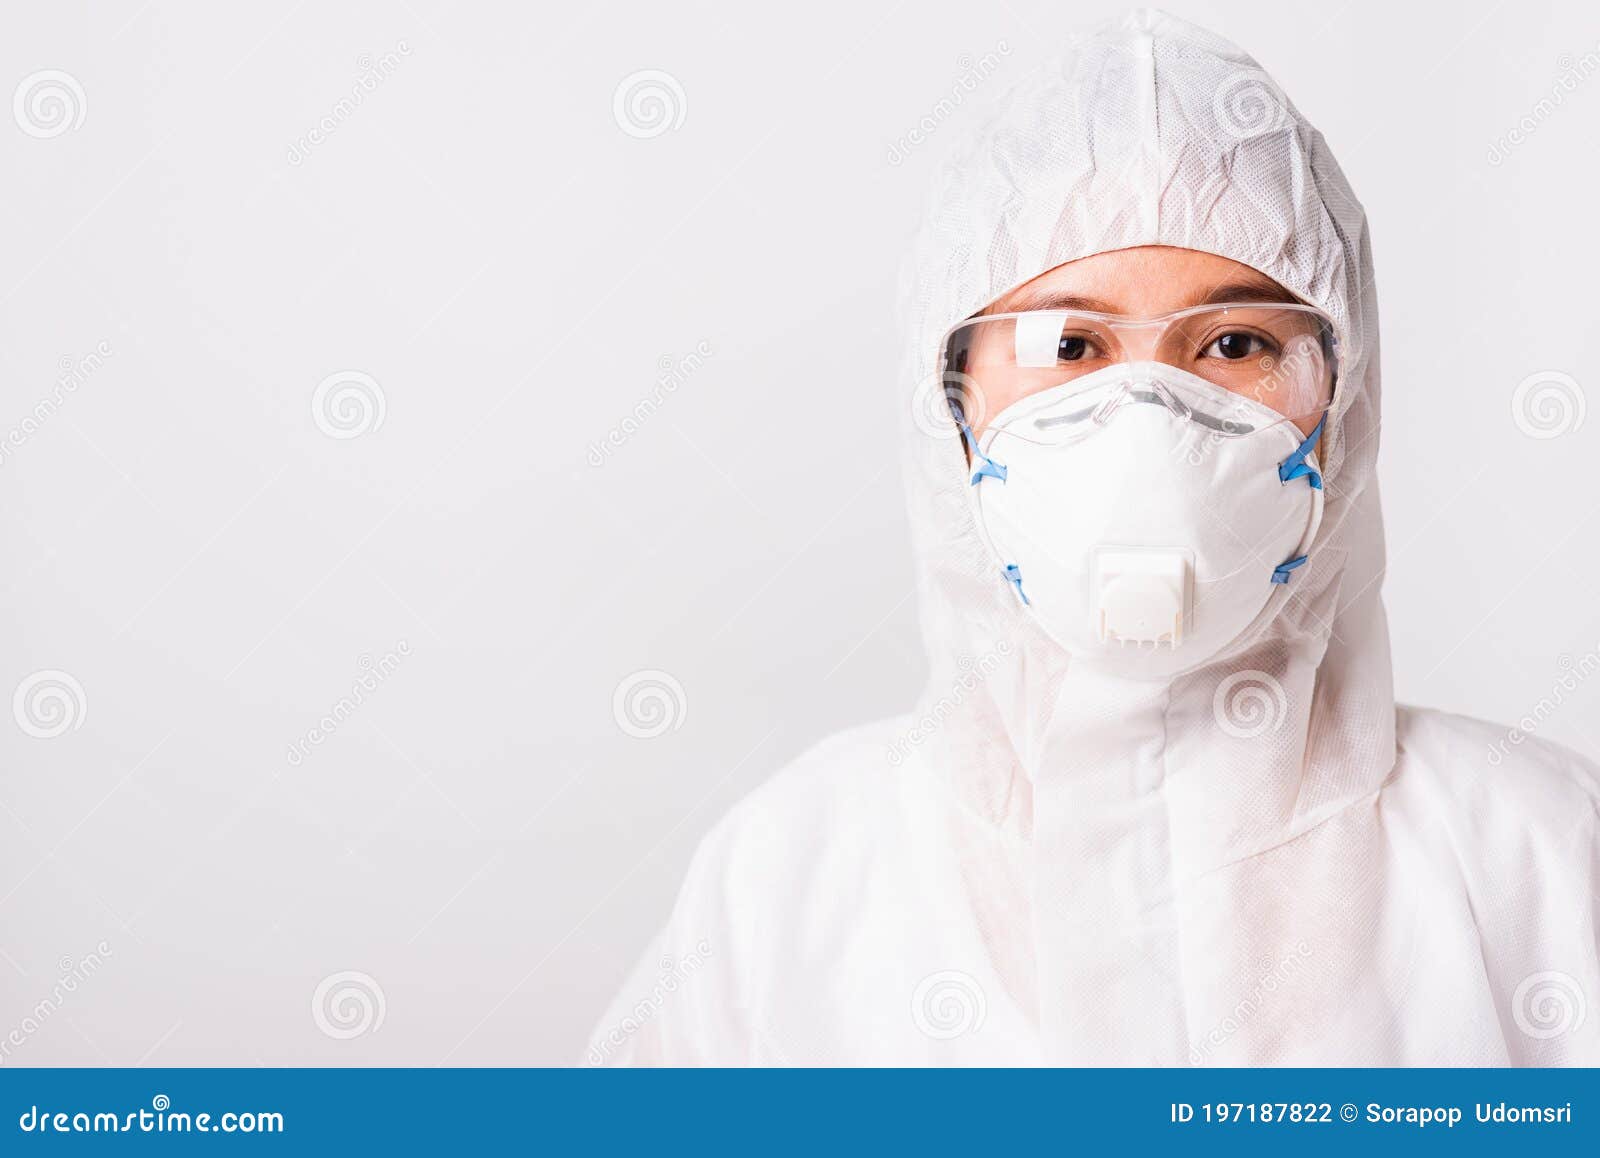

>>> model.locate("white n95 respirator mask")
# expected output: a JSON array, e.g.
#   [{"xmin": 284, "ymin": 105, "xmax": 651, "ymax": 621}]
[{"xmin": 956, "ymin": 356, "xmax": 1328, "ymax": 680}]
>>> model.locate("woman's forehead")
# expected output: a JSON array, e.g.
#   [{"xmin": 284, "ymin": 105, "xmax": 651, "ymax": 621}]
[{"xmin": 986, "ymin": 246, "xmax": 1295, "ymax": 317}]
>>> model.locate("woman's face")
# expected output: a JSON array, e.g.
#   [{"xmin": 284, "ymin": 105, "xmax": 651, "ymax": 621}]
[{"xmin": 954, "ymin": 245, "xmax": 1331, "ymax": 438}]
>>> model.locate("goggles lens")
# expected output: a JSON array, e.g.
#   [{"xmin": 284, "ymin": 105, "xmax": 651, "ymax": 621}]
[{"xmin": 939, "ymin": 304, "xmax": 1337, "ymax": 438}]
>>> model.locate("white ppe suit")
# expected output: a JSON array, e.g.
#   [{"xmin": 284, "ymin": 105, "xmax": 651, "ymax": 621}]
[{"xmin": 590, "ymin": 10, "xmax": 1600, "ymax": 1065}]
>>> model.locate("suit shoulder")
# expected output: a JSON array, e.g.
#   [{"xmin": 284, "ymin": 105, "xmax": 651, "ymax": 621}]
[
  {"xmin": 1392, "ymin": 703, "xmax": 1600, "ymax": 821},
  {"xmin": 695, "ymin": 716, "xmax": 915, "ymax": 877}
]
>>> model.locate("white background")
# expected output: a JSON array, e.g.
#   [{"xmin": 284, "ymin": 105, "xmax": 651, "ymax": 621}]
[{"xmin": 2, "ymin": 0, "xmax": 1597, "ymax": 1065}]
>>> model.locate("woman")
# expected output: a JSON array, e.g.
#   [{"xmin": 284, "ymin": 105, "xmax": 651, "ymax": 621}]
[{"xmin": 592, "ymin": 10, "xmax": 1599, "ymax": 1065}]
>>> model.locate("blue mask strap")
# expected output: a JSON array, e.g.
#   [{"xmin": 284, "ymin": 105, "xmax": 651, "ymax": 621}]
[
  {"xmin": 1002, "ymin": 563, "xmax": 1030, "ymax": 605},
  {"xmin": 1278, "ymin": 414, "xmax": 1326, "ymax": 490},
  {"xmin": 960, "ymin": 421, "xmax": 1007, "ymax": 485},
  {"xmin": 1271, "ymin": 554, "xmax": 1309, "ymax": 585}
]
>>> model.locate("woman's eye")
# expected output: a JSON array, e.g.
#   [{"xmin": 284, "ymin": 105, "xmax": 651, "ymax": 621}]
[
  {"xmin": 1058, "ymin": 335, "xmax": 1089, "ymax": 361},
  {"xmin": 1205, "ymin": 332, "xmax": 1268, "ymax": 360}
]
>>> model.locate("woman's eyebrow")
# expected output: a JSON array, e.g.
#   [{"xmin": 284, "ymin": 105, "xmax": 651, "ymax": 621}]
[
  {"xmin": 988, "ymin": 289, "xmax": 1119, "ymax": 314},
  {"xmin": 1196, "ymin": 281, "xmax": 1301, "ymax": 306},
  {"xmin": 991, "ymin": 280, "xmax": 1300, "ymax": 315}
]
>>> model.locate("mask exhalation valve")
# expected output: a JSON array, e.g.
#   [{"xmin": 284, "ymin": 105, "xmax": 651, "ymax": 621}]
[{"xmin": 1093, "ymin": 548, "xmax": 1190, "ymax": 649}]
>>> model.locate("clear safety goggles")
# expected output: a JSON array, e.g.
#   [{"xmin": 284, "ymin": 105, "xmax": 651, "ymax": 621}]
[{"xmin": 937, "ymin": 303, "xmax": 1337, "ymax": 445}]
